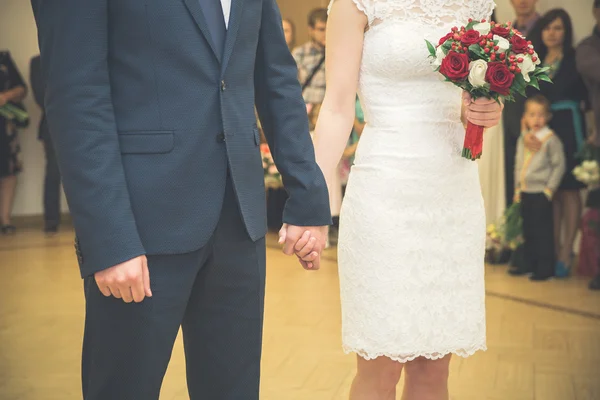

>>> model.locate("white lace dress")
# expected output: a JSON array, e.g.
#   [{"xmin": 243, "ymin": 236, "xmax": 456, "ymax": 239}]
[{"xmin": 328, "ymin": 0, "xmax": 495, "ymax": 362}]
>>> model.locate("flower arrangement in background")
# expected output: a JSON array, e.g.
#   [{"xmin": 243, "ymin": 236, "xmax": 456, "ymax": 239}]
[
  {"xmin": 487, "ymin": 202, "xmax": 524, "ymax": 252},
  {"xmin": 574, "ymin": 143, "xmax": 600, "ymax": 188},
  {"xmin": 426, "ymin": 18, "xmax": 551, "ymax": 160},
  {"xmin": 574, "ymin": 160, "xmax": 600, "ymax": 187},
  {"xmin": 260, "ymin": 143, "xmax": 282, "ymax": 189}
]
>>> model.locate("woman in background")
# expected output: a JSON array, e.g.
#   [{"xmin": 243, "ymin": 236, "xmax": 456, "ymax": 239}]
[
  {"xmin": 0, "ymin": 51, "xmax": 27, "ymax": 235},
  {"xmin": 528, "ymin": 9, "xmax": 589, "ymax": 276},
  {"xmin": 283, "ymin": 18, "xmax": 296, "ymax": 50}
]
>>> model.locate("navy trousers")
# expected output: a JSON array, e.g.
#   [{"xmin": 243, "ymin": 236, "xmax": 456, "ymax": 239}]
[{"xmin": 81, "ymin": 175, "xmax": 266, "ymax": 399}]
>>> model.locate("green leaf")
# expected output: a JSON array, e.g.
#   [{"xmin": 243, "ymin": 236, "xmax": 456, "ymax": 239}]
[
  {"xmin": 535, "ymin": 66, "xmax": 551, "ymax": 75},
  {"xmin": 468, "ymin": 44, "xmax": 485, "ymax": 59},
  {"xmin": 466, "ymin": 20, "xmax": 478, "ymax": 30},
  {"xmin": 514, "ymin": 72, "xmax": 526, "ymax": 88},
  {"xmin": 528, "ymin": 76, "xmax": 540, "ymax": 90},
  {"xmin": 537, "ymin": 74, "xmax": 553, "ymax": 84},
  {"xmin": 426, "ymin": 40, "xmax": 436, "ymax": 57}
]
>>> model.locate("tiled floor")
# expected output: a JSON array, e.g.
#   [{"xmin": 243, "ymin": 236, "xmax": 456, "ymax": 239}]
[{"xmin": 1, "ymin": 228, "xmax": 599, "ymax": 399}]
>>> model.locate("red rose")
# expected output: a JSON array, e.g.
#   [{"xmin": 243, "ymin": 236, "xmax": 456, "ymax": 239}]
[
  {"xmin": 439, "ymin": 32, "xmax": 454, "ymax": 45},
  {"xmin": 491, "ymin": 25, "xmax": 510, "ymax": 38},
  {"xmin": 460, "ymin": 30, "xmax": 481, "ymax": 46},
  {"xmin": 439, "ymin": 51, "xmax": 470, "ymax": 81},
  {"xmin": 485, "ymin": 62, "xmax": 514, "ymax": 95},
  {"xmin": 510, "ymin": 35, "xmax": 530, "ymax": 54}
]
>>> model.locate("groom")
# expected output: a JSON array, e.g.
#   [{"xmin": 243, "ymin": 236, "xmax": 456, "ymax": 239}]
[{"xmin": 30, "ymin": 0, "xmax": 331, "ymax": 399}]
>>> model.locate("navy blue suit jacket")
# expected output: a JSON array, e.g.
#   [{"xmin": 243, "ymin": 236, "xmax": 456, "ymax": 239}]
[{"xmin": 31, "ymin": 0, "xmax": 331, "ymax": 277}]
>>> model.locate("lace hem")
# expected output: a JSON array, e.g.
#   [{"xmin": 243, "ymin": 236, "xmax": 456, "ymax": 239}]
[{"xmin": 343, "ymin": 345, "xmax": 488, "ymax": 363}]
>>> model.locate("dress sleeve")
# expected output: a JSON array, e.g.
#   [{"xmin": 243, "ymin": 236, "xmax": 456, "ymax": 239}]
[{"xmin": 328, "ymin": 0, "xmax": 371, "ymax": 24}]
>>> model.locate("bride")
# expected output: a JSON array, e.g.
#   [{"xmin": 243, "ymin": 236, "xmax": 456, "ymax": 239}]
[{"xmin": 310, "ymin": 0, "xmax": 502, "ymax": 398}]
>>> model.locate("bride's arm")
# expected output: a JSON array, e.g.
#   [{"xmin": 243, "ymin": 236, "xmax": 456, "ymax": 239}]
[{"xmin": 313, "ymin": 0, "xmax": 367, "ymax": 188}]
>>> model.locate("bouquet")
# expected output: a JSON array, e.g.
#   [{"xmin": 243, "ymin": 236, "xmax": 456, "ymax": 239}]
[
  {"xmin": 574, "ymin": 142, "xmax": 600, "ymax": 187},
  {"xmin": 426, "ymin": 19, "xmax": 551, "ymax": 160},
  {"xmin": 260, "ymin": 143, "xmax": 283, "ymax": 189},
  {"xmin": 573, "ymin": 160, "xmax": 600, "ymax": 187}
]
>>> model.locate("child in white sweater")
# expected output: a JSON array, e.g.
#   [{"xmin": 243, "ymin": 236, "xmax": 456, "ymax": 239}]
[{"xmin": 513, "ymin": 95, "xmax": 566, "ymax": 281}]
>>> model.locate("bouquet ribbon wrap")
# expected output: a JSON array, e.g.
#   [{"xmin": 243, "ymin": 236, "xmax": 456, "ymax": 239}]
[{"xmin": 462, "ymin": 121, "xmax": 485, "ymax": 160}]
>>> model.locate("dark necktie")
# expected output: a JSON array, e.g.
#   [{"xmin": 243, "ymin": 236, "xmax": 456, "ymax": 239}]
[{"xmin": 199, "ymin": 0, "xmax": 226, "ymax": 59}]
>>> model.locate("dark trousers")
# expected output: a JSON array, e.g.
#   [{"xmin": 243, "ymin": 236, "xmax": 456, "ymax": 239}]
[
  {"xmin": 521, "ymin": 192, "xmax": 555, "ymax": 278},
  {"xmin": 81, "ymin": 175, "xmax": 266, "ymax": 400},
  {"xmin": 42, "ymin": 138, "xmax": 61, "ymax": 228},
  {"xmin": 503, "ymin": 100, "xmax": 524, "ymax": 208}
]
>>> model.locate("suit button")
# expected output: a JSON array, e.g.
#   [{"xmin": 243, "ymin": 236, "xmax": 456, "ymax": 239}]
[
  {"xmin": 221, "ymin": 80, "xmax": 226, "ymax": 91},
  {"xmin": 217, "ymin": 133, "xmax": 225, "ymax": 142}
]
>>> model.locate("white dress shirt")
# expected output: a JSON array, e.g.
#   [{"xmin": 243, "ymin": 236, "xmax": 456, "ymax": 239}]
[{"xmin": 221, "ymin": 0, "xmax": 231, "ymax": 28}]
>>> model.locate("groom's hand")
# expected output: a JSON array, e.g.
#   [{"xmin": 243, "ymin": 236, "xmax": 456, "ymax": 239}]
[
  {"xmin": 94, "ymin": 255, "xmax": 152, "ymax": 303},
  {"xmin": 279, "ymin": 224, "xmax": 328, "ymax": 270}
]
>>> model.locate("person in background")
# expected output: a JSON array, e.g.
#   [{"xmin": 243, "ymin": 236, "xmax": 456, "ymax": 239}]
[
  {"xmin": 0, "ymin": 50, "xmax": 27, "ymax": 235},
  {"xmin": 528, "ymin": 9, "xmax": 589, "ymax": 278},
  {"xmin": 575, "ymin": 0, "xmax": 600, "ymax": 290},
  {"xmin": 30, "ymin": 54, "xmax": 62, "ymax": 234},
  {"xmin": 512, "ymin": 0, "xmax": 541, "ymax": 37},
  {"xmin": 503, "ymin": 0, "xmax": 542, "ymax": 209},
  {"xmin": 512, "ymin": 95, "xmax": 566, "ymax": 281},
  {"xmin": 282, "ymin": 18, "xmax": 296, "ymax": 51},
  {"xmin": 292, "ymin": 8, "xmax": 327, "ymax": 105}
]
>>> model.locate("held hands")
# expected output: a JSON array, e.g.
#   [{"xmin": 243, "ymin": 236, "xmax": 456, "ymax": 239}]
[
  {"xmin": 94, "ymin": 255, "xmax": 152, "ymax": 303},
  {"xmin": 279, "ymin": 224, "xmax": 328, "ymax": 270},
  {"xmin": 462, "ymin": 92, "xmax": 503, "ymax": 128}
]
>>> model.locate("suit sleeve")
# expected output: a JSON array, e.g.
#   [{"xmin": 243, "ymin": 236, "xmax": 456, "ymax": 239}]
[
  {"xmin": 31, "ymin": 0, "xmax": 145, "ymax": 277},
  {"xmin": 254, "ymin": 0, "xmax": 332, "ymax": 227}
]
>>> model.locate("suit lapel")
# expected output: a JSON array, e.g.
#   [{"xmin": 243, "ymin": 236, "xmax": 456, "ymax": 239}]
[
  {"xmin": 183, "ymin": 0, "xmax": 222, "ymax": 63},
  {"xmin": 221, "ymin": 0, "xmax": 245, "ymax": 72}
]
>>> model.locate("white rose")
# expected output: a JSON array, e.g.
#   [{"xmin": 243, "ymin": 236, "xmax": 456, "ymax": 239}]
[
  {"xmin": 474, "ymin": 22, "xmax": 491, "ymax": 35},
  {"xmin": 468, "ymin": 59, "xmax": 489, "ymax": 88},
  {"xmin": 494, "ymin": 35, "xmax": 510, "ymax": 52},
  {"xmin": 517, "ymin": 54, "xmax": 536, "ymax": 82},
  {"xmin": 432, "ymin": 45, "xmax": 446, "ymax": 67}
]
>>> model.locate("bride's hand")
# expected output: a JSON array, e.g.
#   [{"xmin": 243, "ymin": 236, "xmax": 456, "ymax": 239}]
[{"xmin": 462, "ymin": 92, "xmax": 503, "ymax": 128}]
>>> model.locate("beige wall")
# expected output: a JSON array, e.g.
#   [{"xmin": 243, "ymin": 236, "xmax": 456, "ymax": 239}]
[
  {"xmin": 0, "ymin": 0, "xmax": 594, "ymax": 217},
  {"xmin": 277, "ymin": 0, "xmax": 329, "ymax": 46}
]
